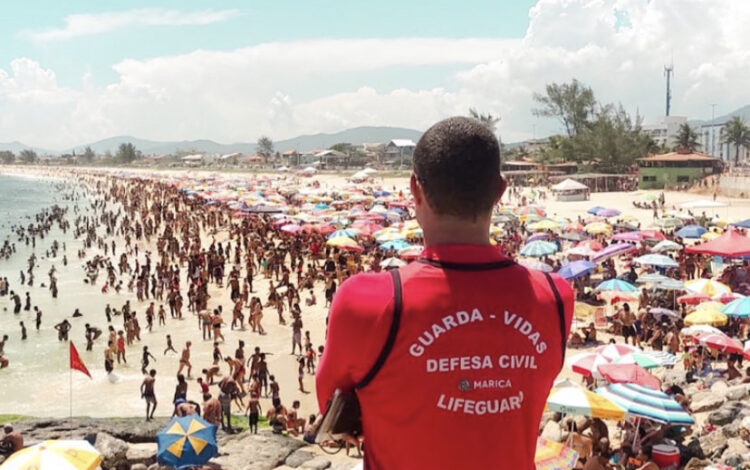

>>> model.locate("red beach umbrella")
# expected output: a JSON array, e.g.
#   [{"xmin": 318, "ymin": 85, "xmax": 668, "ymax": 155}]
[
  {"xmin": 597, "ymin": 363, "xmax": 661, "ymax": 390},
  {"xmin": 697, "ymin": 333, "xmax": 743, "ymax": 354}
]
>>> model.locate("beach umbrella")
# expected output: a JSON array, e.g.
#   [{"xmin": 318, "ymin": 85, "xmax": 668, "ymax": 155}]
[
  {"xmin": 685, "ymin": 279, "xmax": 731, "ymax": 297},
  {"xmin": 302, "ymin": 223, "xmax": 336, "ymax": 235},
  {"xmin": 696, "ymin": 301, "xmax": 726, "ymax": 312},
  {"xmin": 577, "ymin": 240, "xmax": 604, "ymax": 251},
  {"xmin": 734, "ymin": 219, "xmax": 750, "ymax": 229},
  {"xmin": 612, "ymin": 231, "xmax": 643, "ymax": 242},
  {"xmin": 678, "ymin": 292, "xmax": 710, "ymax": 305},
  {"xmin": 528, "ymin": 219, "xmax": 560, "ymax": 231},
  {"xmin": 596, "ymin": 208, "xmax": 621, "ymax": 218},
  {"xmin": 594, "ymin": 343, "xmax": 641, "ymax": 360},
  {"xmin": 612, "ymin": 351, "xmax": 675, "ymax": 369},
  {"xmin": 595, "ymin": 383, "xmax": 694, "ymax": 425},
  {"xmin": 595, "ymin": 279, "xmax": 638, "ymax": 293},
  {"xmin": 697, "ymin": 333, "xmax": 743, "ymax": 354},
  {"xmin": 527, "ymin": 232, "xmax": 549, "ymax": 242},
  {"xmin": 638, "ymin": 229, "xmax": 667, "ymax": 241},
  {"xmin": 380, "ymin": 257, "xmax": 406, "ymax": 269},
  {"xmin": 564, "ymin": 221, "xmax": 585, "ymax": 232},
  {"xmin": 559, "ymin": 232, "xmax": 587, "ymax": 242},
  {"xmin": 651, "ymin": 240, "xmax": 683, "ymax": 253},
  {"xmin": 520, "ymin": 260, "xmax": 554, "ymax": 272},
  {"xmin": 681, "ymin": 324, "xmax": 724, "ymax": 338},
  {"xmin": 648, "ymin": 308, "xmax": 680, "ymax": 322},
  {"xmin": 655, "ymin": 217, "xmax": 684, "ymax": 229},
  {"xmin": 327, "ymin": 229, "xmax": 358, "ymax": 240},
  {"xmin": 567, "ymin": 352, "xmax": 612, "ymax": 377},
  {"xmin": 744, "ymin": 340, "xmax": 750, "ymax": 361},
  {"xmin": 557, "ymin": 260, "xmax": 597, "ymax": 280},
  {"xmin": 721, "ymin": 297, "xmax": 750, "ymax": 317},
  {"xmin": 280, "ymin": 223, "xmax": 302, "ymax": 234},
  {"xmin": 713, "ymin": 292, "xmax": 744, "ymax": 304},
  {"xmin": 379, "ymin": 239, "xmax": 410, "ymax": 251},
  {"xmin": 351, "ymin": 221, "xmax": 384, "ymax": 237},
  {"xmin": 0, "ymin": 440, "xmax": 102, "ymax": 470},
  {"xmin": 684, "ymin": 309, "xmax": 728, "ymax": 326},
  {"xmin": 514, "ymin": 205, "xmax": 546, "ymax": 218},
  {"xmin": 633, "ymin": 254, "xmax": 679, "ymax": 268},
  {"xmin": 701, "ymin": 231, "xmax": 721, "ymax": 241},
  {"xmin": 326, "ymin": 236, "xmax": 363, "ymax": 253},
  {"xmin": 597, "ymin": 363, "xmax": 661, "ymax": 390},
  {"xmin": 535, "ymin": 437, "xmax": 579, "ymax": 470},
  {"xmin": 591, "ymin": 243, "xmax": 636, "ymax": 262},
  {"xmin": 157, "ymin": 415, "xmax": 218, "ymax": 468},
  {"xmin": 520, "ymin": 240, "xmax": 558, "ymax": 258},
  {"xmin": 685, "ymin": 228, "xmax": 750, "ymax": 258},
  {"xmin": 546, "ymin": 380, "xmax": 626, "ymax": 420},
  {"xmin": 584, "ymin": 221, "xmax": 612, "ymax": 234},
  {"xmin": 675, "ymin": 225, "xmax": 708, "ymax": 239},
  {"xmin": 637, "ymin": 273, "xmax": 670, "ymax": 284},
  {"xmin": 565, "ymin": 246, "xmax": 597, "ymax": 257},
  {"xmin": 398, "ymin": 245, "xmax": 423, "ymax": 260},
  {"xmin": 374, "ymin": 230, "xmax": 405, "ymax": 243},
  {"xmin": 574, "ymin": 302, "xmax": 597, "ymax": 319},
  {"xmin": 654, "ymin": 279, "xmax": 685, "ymax": 291},
  {"xmin": 587, "ymin": 206, "xmax": 605, "ymax": 215}
]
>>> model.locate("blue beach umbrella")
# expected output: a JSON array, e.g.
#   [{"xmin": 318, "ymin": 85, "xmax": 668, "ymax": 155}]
[
  {"xmin": 595, "ymin": 383, "xmax": 694, "ymax": 425},
  {"xmin": 557, "ymin": 260, "xmax": 597, "ymax": 280},
  {"xmin": 721, "ymin": 297, "xmax": 750, "ymax": 318},
  {"xmin": 595, "ymin": 279, "xmax": 638, "ymax": 293},
  {"xmin": 520, "ymin": 240, "xmax": 558, "ymax": 258},
  {"xmin": 327, "ymin": 229, "xmax": 358, "ymax": 239},
  {"xmin": 157, "ymin": 415, "xmax": 218, "ymax": 469},
  {"xmin": 587, "ymin": 206, "xmax": 605, "ymax": 215},
  {"xmin": 734, "ymin": 219, "xmax": 750, "ymax": 229},
  {"xmin": 633, "ymin": 254, "xmax": 679, "ymax": 268},
  {"xmin": 380, "ymin": 239, "xmax": 411, "ymax": 251},
  {"xmin": 675, "ymin": 224, "xmax": 707, "ymax": 239}
]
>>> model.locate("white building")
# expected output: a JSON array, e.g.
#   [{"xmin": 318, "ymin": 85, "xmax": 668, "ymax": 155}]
[
  {"xmin": 698, "ymin": 121, "xmax": 750, "ymax": 165},
  {"xmin": 384, "ymin": 139, "xmax": 416, "ymax": 166},
  {"xmin": 643, "ymin": 116, "xmax": 688, "ymax": 148}
]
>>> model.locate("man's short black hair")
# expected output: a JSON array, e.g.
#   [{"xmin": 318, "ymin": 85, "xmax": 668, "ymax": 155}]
[{"xmin": 413, "ymin": 116, "xmax": 501, "ymax": 219}]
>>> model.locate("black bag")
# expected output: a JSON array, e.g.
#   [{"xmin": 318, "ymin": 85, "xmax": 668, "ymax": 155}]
[{"xmin": 314, "ymin": 269, "xmax": 402, "ymax": 443}]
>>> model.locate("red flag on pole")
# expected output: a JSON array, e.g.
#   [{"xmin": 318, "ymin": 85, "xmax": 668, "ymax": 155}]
[{"xmin": 70, "ymin": 342, "xmax": 91, "ymax": 378}]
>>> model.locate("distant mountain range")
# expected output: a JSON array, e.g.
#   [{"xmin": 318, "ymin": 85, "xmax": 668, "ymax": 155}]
[{"xmin": 0, "ymin": 126, "xmax": 423, "ymax": 156}]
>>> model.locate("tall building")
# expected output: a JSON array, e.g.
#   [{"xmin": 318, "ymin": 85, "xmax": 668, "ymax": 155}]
[
  {"xmin": 642, "ymin": 116, "xmax": 688, "ymax": 148},
  {"xmin": 698, "ymin": 120, "xmax": 749, "ymax": 165}
]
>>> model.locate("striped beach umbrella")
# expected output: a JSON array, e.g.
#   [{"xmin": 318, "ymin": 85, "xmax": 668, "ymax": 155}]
[
  {"xmin": 546, "ymin": 380, "xmax": 626, "ymax": 420},
  {"xmin": 611, "ymin": 352, "xmax": 662, "ymax": 369},
  {"xmin": 595, "ymin": 383, "xmax": 694, "ymax": 425},
  {"xmin": 595, "ymin": 279, "xmax": 638, "ymax": 293},
  {"xmin": 568, "ymin": 352, "xmax": 611, "ymax": 377},
  {"xmin": 520, "ymin": 240, "xmax": 558, "ymax": 258},
  {"xmin": 591, "ymin": 243, "xmax": 636, "ymax": 262},
  {"xmin": 722, "ymin": 297, "xmax": 750, "ymax": 317},
  {"xmin": 0, "ymin": 440, "xmax": 102, "ymax": 470},
  {"xmin": 594, "ymin": 343, "xmax": 641, "ymax": 360},
  {"xmin": 651, "ymin": 240, "xmax": 683, "ymax": 253},
  {"xmin": 685, "ymin": 279, "xmax": 731, "ymax": 297}
]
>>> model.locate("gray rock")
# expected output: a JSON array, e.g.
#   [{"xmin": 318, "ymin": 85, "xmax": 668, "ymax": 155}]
[
  {"xmin": 95, "ymin": 432, "xmax": 129, "ymax": 470},
  {"xmin": 698, "ymin": 430, "xmax": 728, "ymax": 459},
  {"xmin": 301, "ymin": 457, "xmax": 332, "ymax": 470},
  {"xmin": 125, "ymin": 443, "xmax": 156, "ymax": 466},
  {"xmin": 722, "ymin": 437, "xmax": 750, "ymax": 467},
  {"xmin": 725, "ymin": 384, "xmax": 750, "ymax": 401},
  {"xmin": 690, "ymin": 391, "xmax": 725, "ymax": 412},
  {"xmin": 541, "ymin": 420, "xmax": 563, "ymax": 442},
  {"xmin": 285, "ymin": 449, "xmax": 316, "ymax": 468},
  {"xmin": 130, "ymin": 465, "xmax": 148, "ymax": 470},
  {"xmin": 8, "ymin": 418, "xmax": 167, "ymax": 445},
  {"xmin": 212, "ymin": 431, "xmax": 305, "ymax": 470},
  {"xmin": 711, "ymin": 380, "xmax": 729, "ymax": 395},
  {"xmin": 723, "ymin": 421, "xmax": 742, "ymax": 438},
  {"xmin": 709, "ymin": 402, "xmax": 746, "ymax": 426},
  {"xmin": 662, "ymin": 368, "xmax": 686, "ymax": 386}
]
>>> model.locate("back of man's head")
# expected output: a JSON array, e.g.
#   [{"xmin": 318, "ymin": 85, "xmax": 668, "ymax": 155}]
[{"xmin": 413, "ymin": 116, "xmax": 501, "ymax": 220}]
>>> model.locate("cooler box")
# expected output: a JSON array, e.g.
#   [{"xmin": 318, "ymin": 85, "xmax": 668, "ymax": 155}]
[{"xmin": 652, "ymin": 444, "xmax": 680, "ymax": 469}]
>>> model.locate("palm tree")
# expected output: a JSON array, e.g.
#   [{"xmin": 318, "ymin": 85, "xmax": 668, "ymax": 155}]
[
  {"xmin": 468, "ymin": 108, "xmax": 500, "ymax": 134},
  {"xmin": 722, "ymin": 116, "xmax": 750, "ymax": 166},
  {"xmin": 673, "ymin": 123, "xmax": 700, "ymax": 153}
]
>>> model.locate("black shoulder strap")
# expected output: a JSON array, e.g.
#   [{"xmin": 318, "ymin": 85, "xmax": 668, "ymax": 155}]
[
  {"xmin": 543, "ymin": 272, "xmax": 567, "ymax": 365},
  {"xmin": 417, "ymin": 258, "xmax": 516, "ymax": 271},
  {"xmin": 356, "ymin": 269, "xmax": 403, "ymax": 389}
]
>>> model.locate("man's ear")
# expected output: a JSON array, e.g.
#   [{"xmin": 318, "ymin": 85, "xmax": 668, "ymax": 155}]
[
  {"xmin": 496, "ymin": 175, "xmax": 508, "ymax": 204},
  {"xmin": 410, "ymin": 174, "xmax": 422, "ymax": 205}
]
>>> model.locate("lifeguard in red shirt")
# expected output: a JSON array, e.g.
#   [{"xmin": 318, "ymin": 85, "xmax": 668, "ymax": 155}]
[{"xmin": 317, "ymin": 117, "xmax": 573, "ymax": 470}]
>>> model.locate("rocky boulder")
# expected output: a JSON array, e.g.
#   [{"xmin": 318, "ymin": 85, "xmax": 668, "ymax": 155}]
[
  {"xmin": 725, "ymin": 384, "xmax": 750, "ymax": 401},
  {"xmin": 698, "ymin": 430, "xmax": 728, "ymax": 460},
  {"xmin": 722, "ymin": 437, "xmax": 750, "ymax": 467},
  {"xmin": 94, "ymin": 432, "xmax": 130, "ymax": 470},
  {"xmin": 213, "ymin": 431, "xmax": 306, "ymax": 470},
  {"xmin": 684, "ymin": 457, "xmax": 713, "ymax": 470},
  {"xmin": 690, "ymin": 391, "xmax": 725, "ymax": 413},
  {"xmin": 709, "ymin": 402, "xmax": 749, "ymax": 426},
  {"xmin": 125, "ymin": 442, "xmax": 157, "ymax": 467},
  {"xmin": 300, "ymin": 456, "xmax": 332, "ymax": 469}
]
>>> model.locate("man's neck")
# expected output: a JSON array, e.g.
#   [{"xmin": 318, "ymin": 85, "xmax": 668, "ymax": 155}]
[{"xmin": 422, "ymin": 216, "xmax": 492, "ymax": 247}]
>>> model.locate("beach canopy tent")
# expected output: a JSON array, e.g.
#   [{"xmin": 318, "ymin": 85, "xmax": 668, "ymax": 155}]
[
  {"xmin": 551, "ymin": 178, "xmax": 589, "ymax": 201},
  {"xmin": 685, "ymin": 228, "xmax": 750, "ymax": 258}
]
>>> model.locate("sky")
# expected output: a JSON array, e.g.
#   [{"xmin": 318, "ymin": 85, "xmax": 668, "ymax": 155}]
[{"xmin": 1, "ymin": 0, "xmax": 749, "ymax": 151}]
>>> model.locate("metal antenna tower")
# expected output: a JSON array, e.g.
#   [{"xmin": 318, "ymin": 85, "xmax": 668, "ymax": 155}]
[{"xmin": 664, "ymin": 64, "xmax": 674, "ymax": 116}]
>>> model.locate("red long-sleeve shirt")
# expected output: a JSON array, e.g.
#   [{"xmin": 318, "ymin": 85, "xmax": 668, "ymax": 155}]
[{"xmin": 317, "ymin": 244, "xmax": 573, "ymax": 470}]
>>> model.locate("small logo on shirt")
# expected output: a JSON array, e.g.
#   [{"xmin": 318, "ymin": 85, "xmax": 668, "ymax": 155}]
[{"xmin": 458, "ymin": 379, "xmax": 472, "ymax": 392}]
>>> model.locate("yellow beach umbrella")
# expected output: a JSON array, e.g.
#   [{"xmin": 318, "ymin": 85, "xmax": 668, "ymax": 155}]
[
  {"xmin": 326, "ymin": 236, "xmax": 363, "ymax": 252},
  {"xmin": 700, "ymin": 231, "xmax": 721, "ymax": 241},
  {"xmin": 684, "ymin": 309, "xmax": 728, "ymax": 326},
  {"xmin": 584, "ymin": 221, "xmax": 612, "ymax": 234},
  {"xmin": 0, "ymin": 440, "xmax": 102, "ymax": 470},
  {"xmin": 546, "ymin": 380, "xmax": 626, "ymax": 420},
  {"xmin": 528, "ymin": 219, "xmax": 560, "ymax": 232},
  {"xmin": 695, "ymin": 301, "xmax": 725, "ymax": 312},
  {"xmin": 685, "ymin": 279, "xmax": 731, "ymax": 297},
  {"xmin": 574, "ymin": 302, "xmax": 597, "ymax": 319}
]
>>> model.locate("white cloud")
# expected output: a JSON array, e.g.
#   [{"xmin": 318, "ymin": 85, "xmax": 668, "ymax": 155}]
[
  {"xmin": 3, "ymin": 0, "xmax": 750, "ymax": 150},
  {"xmin": 23, "ymin": 8, "xmax": 239, "ymax": 42}
]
